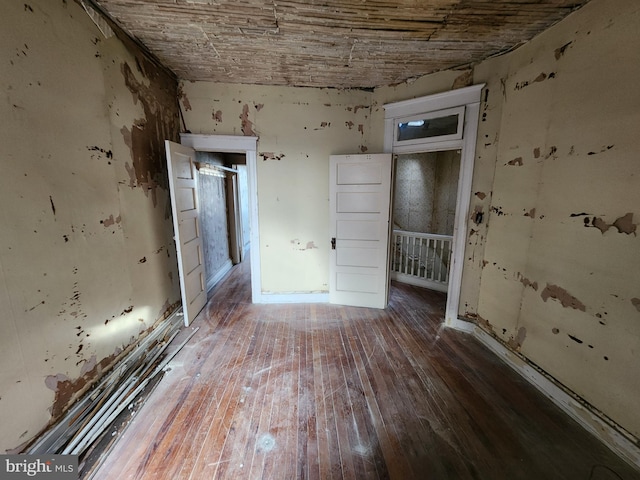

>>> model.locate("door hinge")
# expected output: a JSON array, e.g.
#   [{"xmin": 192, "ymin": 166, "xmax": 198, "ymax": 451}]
[{"xmin": 331, "ymin": 237, "xmax": 336, "ymax": 250}]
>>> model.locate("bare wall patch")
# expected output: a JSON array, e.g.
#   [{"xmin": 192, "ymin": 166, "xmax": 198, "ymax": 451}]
[
  {"xmin": 119, "ymin": 60, "xmax": 179, "ymax": 205},
  {"xmin": 240, "ymin": 104, "xmax": 256, "ymax": 136},
  {"xmin": 541, "ymin": 284, "xmax": 586, "ymax": 311}
]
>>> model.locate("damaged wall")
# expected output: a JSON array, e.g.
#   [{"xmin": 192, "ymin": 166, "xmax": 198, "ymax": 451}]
[
  {"xmin": 0, "ymin": 0, "xmax": 180, "ymax": 452},
  {"xmin": 181, "ymin": 0, "xmax": 640, "ymax": 443},
  {"xmin": 461, "ymin": 0, "xmax": 640, "ymax": 438},
  {"xmin": 179, "ymin": 82, "xmax": 371, "ymax": 293}
]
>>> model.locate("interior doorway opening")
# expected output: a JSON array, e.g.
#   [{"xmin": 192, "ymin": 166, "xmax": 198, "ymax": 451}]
[
  {"xmin": 383, "ymin": 84, "xmax": 484, "ymax": 326},
  {"xmin": 194, "ymin": 151, "xmax": 251, "ymax": 294},
  {"xmin": 391, "ymin": 149, "xmax": 461, "ymax": 294}
]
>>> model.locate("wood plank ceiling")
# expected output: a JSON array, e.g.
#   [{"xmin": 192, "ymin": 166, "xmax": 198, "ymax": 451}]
[{"xmin": 92, "ymin": 0, "xmax": 590, "ymax": 89}]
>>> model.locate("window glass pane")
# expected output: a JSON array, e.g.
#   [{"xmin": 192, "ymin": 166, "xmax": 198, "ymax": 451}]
[{"xmin": 397, "ymin": 114, "xmax": 459, "ymax": 142}]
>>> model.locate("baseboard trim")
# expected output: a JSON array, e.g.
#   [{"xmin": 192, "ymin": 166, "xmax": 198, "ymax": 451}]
[
  {"xmin": 453, "ymin": 320, "xmax": 640, "ymax": 469},
  {"xmin": 256, "ymin": 292, "xmax": 330, "ymax": 304},
  {"xmin": 206, "ymin": 260, "xmax": 234, "ymax": 293}
]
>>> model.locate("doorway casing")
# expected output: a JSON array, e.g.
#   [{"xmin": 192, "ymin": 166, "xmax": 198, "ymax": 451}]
[{"xmin": 383, "ymin": 84, "xmax": 484, "ymax": 328}]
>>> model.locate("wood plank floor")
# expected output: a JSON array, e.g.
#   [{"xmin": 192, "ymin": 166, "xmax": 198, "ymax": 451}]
[{"xmin": 91, "ymin": 258, "xmax": 640, "ymax": 480}]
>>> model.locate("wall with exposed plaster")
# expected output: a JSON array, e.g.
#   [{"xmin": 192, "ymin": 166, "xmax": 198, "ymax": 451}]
[
  {"xmin": 461, "ymin": 0, "xmax": 640, "ymax": 439},
  {"xmin": 180, "ymin": 0, "xmax": 640, "ymax": 443},
  {"xmin": 180, "ymin": 83, "xmax": 371, "ymax": 293},
  {"xmin": 0, "ymin": 0, "xmax": 180, "ymax": 452}
]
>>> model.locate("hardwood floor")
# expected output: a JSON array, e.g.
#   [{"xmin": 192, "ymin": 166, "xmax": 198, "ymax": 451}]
[{"xmin": 91, "ymin": 259, "xmax": 640, "ymax": 479}]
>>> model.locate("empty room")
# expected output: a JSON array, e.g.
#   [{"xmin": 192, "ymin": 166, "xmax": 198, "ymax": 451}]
[{"xmin": 1, "ymin": 0, "xmax": 639, "ymax": 478}]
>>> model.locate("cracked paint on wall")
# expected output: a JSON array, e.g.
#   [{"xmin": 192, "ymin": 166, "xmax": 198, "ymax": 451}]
[
  {"xmin": 120, "ymin": 59, "xmax": 179, "ymax": 206},
  {"xmin": 541, "ymin": 284, "xmax": 586, "ymax": 311},
  {"xmin": 0, "ymin": 0, "xmax": 181, "ymax": 452}
]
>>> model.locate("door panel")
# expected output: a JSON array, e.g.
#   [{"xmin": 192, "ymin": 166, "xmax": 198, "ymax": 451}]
[
  {"xmin": 166, "ymin": 140, "xmax": 207, "ymax": 326},
  {"xmin": 329, "ymin": 153, "xmax": 393, "ymax": 309}
]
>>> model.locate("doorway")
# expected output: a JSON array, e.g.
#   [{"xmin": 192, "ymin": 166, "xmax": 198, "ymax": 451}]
[
  {"xmin": 391, "ymin": 149, "xmax": 461, "ymax": 293},
  {"xmin": 383, "ymin": 84, "xmax": 484, "ymax": 326},
  {"xmin": 194, "ymin": 151, "xmax": 250, "ymax": 293},
  {"xmin": 179, "ymin": 134, "xmax": 261, "ymax": 304}
]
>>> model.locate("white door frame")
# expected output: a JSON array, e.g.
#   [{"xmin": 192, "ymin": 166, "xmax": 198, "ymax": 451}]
[
  {"xmin": 179, "ymin": 134, "xmax": 261, "ymax": 304},
  {"xmin": 383, "ymin": 84, "xmax": 484, "ymax": 327}
]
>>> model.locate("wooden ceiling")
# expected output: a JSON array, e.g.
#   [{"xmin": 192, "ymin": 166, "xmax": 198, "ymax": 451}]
[{"xmin": 92, "ymin": 0, "xmax": 589, "ymax": 89}]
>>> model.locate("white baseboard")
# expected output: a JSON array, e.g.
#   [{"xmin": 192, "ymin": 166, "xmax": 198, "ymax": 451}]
[
  {"xmin": 446, "ymin": 317, "xmax": 476, "ymax": 332},
  {"xmin": 451, "ymin": 319, "xmax": 640, "ymax": 469},
  {"xmin": 206, "ymin": 260, "xmax": 234, "ymax": 293},
  {"xmin": 256, "ymin": 292, "xmax": 329, "ymax": 304}
]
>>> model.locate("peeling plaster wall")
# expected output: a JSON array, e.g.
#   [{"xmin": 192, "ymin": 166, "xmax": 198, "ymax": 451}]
[
  {"xmin": 464, "ymin": 0, "xmax": 640, "ymax": 438},
  {"xmin": 179, "ymin": 83, "xmax": 371, "ymax": 293},
  {"xmin": 0, "ymin": 0, "xmax": 180, "ymax": 452}
]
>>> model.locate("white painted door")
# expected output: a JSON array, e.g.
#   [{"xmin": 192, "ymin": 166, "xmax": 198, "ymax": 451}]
[
  {"xmin": 329, "ymin": 153, "xmax": 393, "ymax": 309},
  {"xmin": 165, "ymin": 141, "xmax": 207, "ymax": 326}
]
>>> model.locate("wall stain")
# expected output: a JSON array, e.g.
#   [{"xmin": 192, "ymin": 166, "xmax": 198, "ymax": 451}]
[
  {"xmin": 585, "ymin": 213, "xmax": 636, "ymax": 235},
  {"xmin": 24, "ymin": 4, "xmax": 34, "ymax": 12},
  {"xmin": 345, "ymin": 120, "xmax": 354, "ymax": 130},
  {"xmin": 544, "ymin": 146, "xmax": 558, "ymax": 160},
  {"xmin": 475, "ymin": 191, "xmax": 487, "ymax": 200},
  {"xmin": 518, "ymin": 273, "xmax": 539, "ymax": 291},
  {"xmin": 44, "ymin": 348, "xmax": 121, "ymax": 420},
  {"xmin": 177, "ymin": 84, "xmax": 191, "ymax": 111},
  {"xmin": 254, "ymin": 103, "xmax": 264, "ymax": 111},
  {"xmin": 212, "ymin": 110, "xmax": 223, "ymax": 122},
  {"xmin": 49, "ymin": 196, "xmax": 56, "ymax": 217},
  {"xmin": 541, "ymin": 283, "xmax": 586, "ymax": 311},
  {"xmin": 490, "ymin": 206, "xmax": 505, "ymax": 216},
  {"xmin": 240, "ymin": 104, "xmax": 256, "ymax": 136},
  {"xmin": 631, "ymin": 298, "xmax": 640, "ymax": 313},
  {"xmin": 506, "ymin": 156, "xmax": 523, "ymax": 166},
  {"xmin": 120, "ymin": 60, "xmax": 179, "ymax": 206},
  {"xmin": 87, "ymin": 145, "xmax": 113, "ymax": 159},
  {"xmin": 507, "ymin": 327, "xmax": 527, "ymax": 350},
  {"xmin": 359, "ymin": 145, "xmax": 368, "ymax": 153},
  {"xmin": 100, "ymin": 214, "xmax": 121, "ymax": 227},
  {"xmin": 138, "ymin": 256, "xmax": 147, "ymax": 264},
  {"xmin": 524, "ymin": 208, "xmax": 536, "ymax": 218},
  {"xmin": 555, "ymin": 41, "xmax": 573, "ymax": 60},
  {"xmin": 587, "ymin": 145, "xmax": 614, "ymax": 155},
  {"xmin": 452, "ymin": 70, "xmax": 473, "ymax": 90},
  {"xmin": 472, "ymin": 205, "xmax": 484, "ymax": 225},
  {"xmin": 552, "ymin": 327, "xmax": 560, "ymax": 334},
  {"xmin": 568, "ymin": 334, "xmax": 584, "ymax": 344},
  {"xmin": 533, "ymin": 147, "xmax": 541, "ymax": 158},
  {"xmin": 260, "ymin": 152, "xmax": 285, "ymax": 161},
  {"xmin": 514, "ymin": 72, "xmax": 555, "ymax": 90}
]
